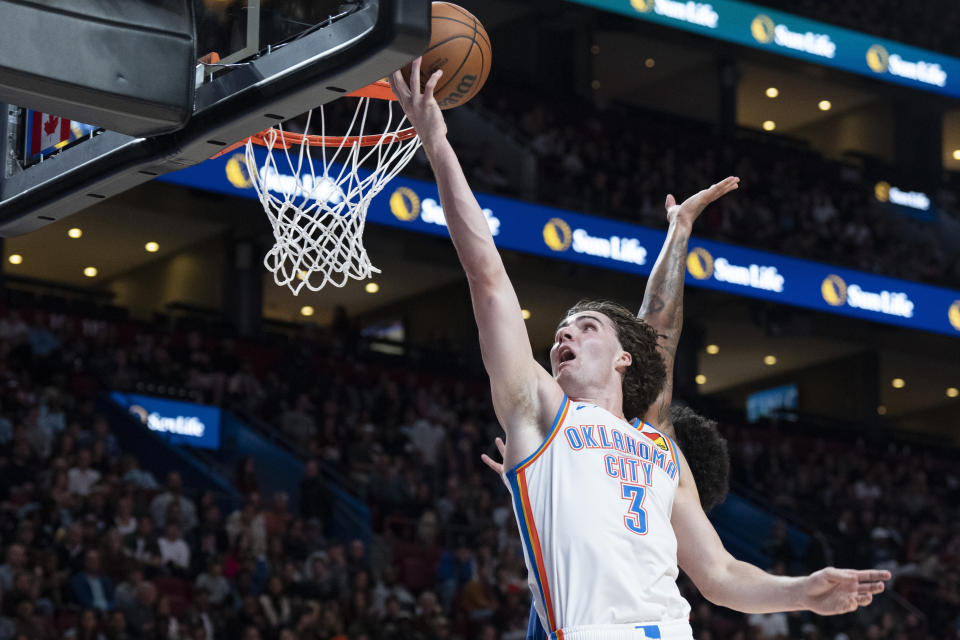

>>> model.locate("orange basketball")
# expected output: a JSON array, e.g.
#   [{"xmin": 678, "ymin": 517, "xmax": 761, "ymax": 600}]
[{"xmin": 402, "ymin": 2, "xmax": 492, "ymax": 110}]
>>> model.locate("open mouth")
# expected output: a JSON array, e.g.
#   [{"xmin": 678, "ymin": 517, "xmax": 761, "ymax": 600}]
[{"xmin": 558, "ymin": 347, "xmax": 576, "ymax": 365}]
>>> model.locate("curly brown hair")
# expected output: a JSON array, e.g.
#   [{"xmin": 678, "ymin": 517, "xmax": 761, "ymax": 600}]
[
  {"xmin": 564, "ymin": 300, "xmax": 666, "ymax": 421},
  {"xmin": 671, "ymin": 405, "xmax": 729, "ymax": 512}
]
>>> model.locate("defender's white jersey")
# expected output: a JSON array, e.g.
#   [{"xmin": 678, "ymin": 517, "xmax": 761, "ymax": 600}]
[{"xmin": 505, "ymin": 396, "xmax": 690, "ymax": 638}]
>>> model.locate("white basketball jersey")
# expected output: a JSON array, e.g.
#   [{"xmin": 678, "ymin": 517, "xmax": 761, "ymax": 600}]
[{"xmin": 505, "ymin": 396, "xmax": 690, "ymax": 637}]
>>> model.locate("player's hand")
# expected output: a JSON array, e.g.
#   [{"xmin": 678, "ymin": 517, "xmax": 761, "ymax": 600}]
[
  {"xmin": 389, "ymin": 57, "xmax": 447, "ymax": 152},
  {"xmin": 481, "ymin": 436, "xmax": 507, "ymax": 478},
  {"xmin": 801, "ymin": 567, "xmax": 889, "ymax": 615},
  {"xmin": 665, "ymin": 176, "xmax": 740, "ymax": 229}
]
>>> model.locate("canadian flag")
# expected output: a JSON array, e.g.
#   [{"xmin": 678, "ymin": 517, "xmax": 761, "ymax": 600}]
[{"xmin": 30, "ymin": 112, "xmax": 71, "ymax": 156}]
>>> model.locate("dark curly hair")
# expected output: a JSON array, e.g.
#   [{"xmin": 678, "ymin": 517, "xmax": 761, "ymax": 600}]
[
  {"xmin": 564, "ymin": 299, "xmax": 666, "ymax": 421},
  {"xmin": 670, "ymin": 405, "xmax": 730, "ymax": 512}
]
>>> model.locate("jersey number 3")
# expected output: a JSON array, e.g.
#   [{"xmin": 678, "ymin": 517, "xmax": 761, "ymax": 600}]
[{"xmin": 620, "ymin": 483, "xmax": 648, "ymax": 535}]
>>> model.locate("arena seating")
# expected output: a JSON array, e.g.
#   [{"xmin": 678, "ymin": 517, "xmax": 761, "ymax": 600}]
[{"xmin": 0, "ymin": 301, "xmax": 956, "ymax": 639}]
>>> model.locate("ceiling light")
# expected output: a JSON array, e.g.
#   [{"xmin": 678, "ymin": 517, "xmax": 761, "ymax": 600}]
[
  {"xmin": 365, "ymin": 282, "xmax": 379, "ymax": 293},
  {"xmin": 644, "ymin": 58, "xmax": 655, "ymax": 68},
  {"xmin": 591, "ymin": 79, "xmax": 601, "ymax": 90},
  {"xmin": 300, "ymin": 305, "xmax": 314, "ymax": 317},
  {"xmin": 763, "ymin": 355, "xmax": 777, "ymax": 366},
  {"xmin": 765, "ymin": 87, "xmax": 779, "ymax": 98},
  {"xmin": 68, "ymin": 227, "xmax": 83, "ymax": 239},
  {"xmin": 762, "ymin": 120, "xmax": 776, "ymax": 131},
  {"xmin": 891, "ymin": 378, "xmax": 905, "ymax": 389},
  {"xmin": 83, "ymin": 266, "xmax": 98, "ymax": 278},
  {"xmin": 521, "ymin": 309, "xmax": 531, "ymax": 320},
  {"xmin": 705, "ymin": 344, "xmax": 719, "ymax": 355},
  {"xmin": 8, "ymin": 254, "xmax": 22, "ymax": 265},
  {"xmin": 877, "ymin": 405, "xmax": 887, "ymax": 415},
  {"xmin": 695, "ymin": 374, "xmax": 707, "ymax": 385},
  {"xmin": 947, "ymin": 387, "xmax": 959, "ymax": 398},
  {"xmin": 590, "ymin": 44, "xmax": 600, "ymax": 55},
  {"xmin": 144, "ymin": 241, "xmax": 159, "ymax": 253},
  {"xmin": 818, "ymin": 100, "xmax": 832, "ymax": 111},
  {"xmin": 953, "ymin": 149, "xmax": 960, "ymax": 161}
]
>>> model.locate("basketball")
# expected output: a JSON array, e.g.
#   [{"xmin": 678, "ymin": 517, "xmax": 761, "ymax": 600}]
[{"xmin": 402, "ymin": 2, "xmax": 491, "ymax": 110}]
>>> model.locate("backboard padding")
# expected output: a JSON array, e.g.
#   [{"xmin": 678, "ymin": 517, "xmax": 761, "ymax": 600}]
[{"xmin": 0, "ymin": 0, "xmax": 430, "ymax": 237}]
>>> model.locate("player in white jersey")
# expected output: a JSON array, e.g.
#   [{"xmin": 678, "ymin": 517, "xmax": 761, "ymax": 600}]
[
  {"xmin": 390, "ymin": 60, "xmax": 890, "ymax": 640},
  {"xmin": 483, "ymin": 189, "xmax": 732, "ymax": 640}
]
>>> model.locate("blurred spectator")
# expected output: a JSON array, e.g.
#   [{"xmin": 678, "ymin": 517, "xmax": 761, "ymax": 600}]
[
  {"xmin": 195, "ymin": 559, "xmax": 231, "ymax": 608},
  {"xmin": 264, "ymin": 492, "xmax": 291, "ymax": 539},
  {"xmin": 281, "ymin": 393, "xmax": 316, "ymax": 449},
  {"xmin": 119, "ymin": 456, "xmax": 159, "ymax": 490},
  {"xmin": 372, "ymin": 565, "xmax": 416, "ymax": 616},
  {"xmin": 299, "ymin": 459, "xmax": 333, "ymax": 525},
  {"xmin": 258, "ymin": 576, "xmax": 292, "ymax": 630},
  {"xmin": 100, "ymin": 529, "xmax": 131, "ymax": 584},
  {"xmin": 114, "ymin": 568, "xmax": 145, "ymax": 610},
  {"xmin": 68, "ymin": 449, "xmax": 101, "ymax": 497},
  {"xmin": 112, "ymin": 497, "xmax": 137, "ymax": 537},
  {"xmin": 157, "ymin": 523, "xmax": 191, "ymax": 576},
  {"xmin": 119, "ymin": 582, "xmax": 156, "ymax": 638},
  {"xmin": 0, "ymin": 544, "xmax": 27, "ymax": 593},
  {"xmin": 65, "ymin": 609, "xmax": 106, "ymax": 640},
  {"xmin": 71, "ymin": 550, "xmax": 115, "ymax": 612},
  {"xmin": 235, "ymin": 456, "xmax": 259, "ymax": 496},
  {"xmin": 124, "ymin": 516, "xmax": 161, "ymax": 571},
  {"xmin": 225, "ymin": 498, "xmax": 268, "ymax": 558},
  {"xmin": 107, "ymin": 610, "xmax": 129, "ymax": 640},
  {"xmin": 150, "ymin": 472, "xmax": 198, "ymax": 532}
]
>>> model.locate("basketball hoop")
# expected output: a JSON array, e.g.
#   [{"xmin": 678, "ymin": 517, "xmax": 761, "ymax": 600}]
[{"xmin": 216, "ymin": 80, "xmax": 420, "ymax": 294}]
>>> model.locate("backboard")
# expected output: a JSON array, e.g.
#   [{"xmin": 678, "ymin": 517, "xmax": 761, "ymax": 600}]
[{"xmin": 0, "ymin": 0, "xmax": 430, "ymax": 236}]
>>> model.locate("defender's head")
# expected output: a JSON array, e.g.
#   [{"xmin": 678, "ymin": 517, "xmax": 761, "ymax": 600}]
[
  {"xmin": 670, "ymin": 405, "xmax": 730, "ymax": 512},
  {"xmin": 551, "ymin": 300, "xmax": 666, "ymax": 420}
]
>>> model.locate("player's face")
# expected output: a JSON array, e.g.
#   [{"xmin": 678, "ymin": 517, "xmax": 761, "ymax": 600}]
[{"xmin": 550, "ymin": 312, "xmax": 629, "ymax": 386}]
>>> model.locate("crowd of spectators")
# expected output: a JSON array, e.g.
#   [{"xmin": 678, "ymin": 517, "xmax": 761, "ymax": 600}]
[
  {"xmin": 449, "ymin": 87, "xmax": 960, "ymax": 289},
  {"xmin": 0, "ymin": 304, "xmax": 957, "ymax": 640},
  {"xmin": 717, "ymin": 421, "xmax": 959, "ymax": 639}
]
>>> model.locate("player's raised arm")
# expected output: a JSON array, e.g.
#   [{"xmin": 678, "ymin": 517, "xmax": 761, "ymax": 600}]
[
  {"xmin": 638, "ymin": 178, "xmax": 739, "ymax": 434},
  {"xmin": 389, "ymin": 61, "xmax": 560, "ymax": 461},
  {"xmin": 671, "ymin": 447, "xmax": 890, "ymax": 615}
]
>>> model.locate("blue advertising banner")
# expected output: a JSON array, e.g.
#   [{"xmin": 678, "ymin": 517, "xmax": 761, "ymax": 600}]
[
  {"xmin": 565, "ymin": 0, "xmax": 960, "ymax": 99},
  {"xmin": 158, "ymin": 148, "xmax": 960, "ymax": 338},
  {"xmin": 109, "ymin": 392, "xmax": 221, "ymax": 450}
]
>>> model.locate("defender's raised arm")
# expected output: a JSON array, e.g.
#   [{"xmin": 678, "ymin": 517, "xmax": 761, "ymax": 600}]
[
  {"xmin": 639, "ymin": 178, "xmax": 739, "ymax": 433},
  {"xmin": 389, "ymin": 61, "xmax": 561, "ymax": 467}
]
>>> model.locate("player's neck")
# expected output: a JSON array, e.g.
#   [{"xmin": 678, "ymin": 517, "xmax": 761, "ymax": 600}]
[{"xmin": 567, "ymin": 384, "xmax": 627, "ymax": 421}]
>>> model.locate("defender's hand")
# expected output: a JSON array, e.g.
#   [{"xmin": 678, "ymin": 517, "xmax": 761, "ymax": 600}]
[
  {"xmin": 665, "ymin": 176, "xmax": 740, "ymax": 229},
  {"xmin": 481, "ymin": 436, "xmax": 506, "ymax": 477},
  {"xmin": 389, "ymin": 57, "xmax": 447, "ymax": 152},
  {"xmin": 802, "ymin": 567, "xmax": 889, "ymax": 615}
]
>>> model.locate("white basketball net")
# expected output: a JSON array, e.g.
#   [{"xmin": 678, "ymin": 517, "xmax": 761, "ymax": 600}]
[{"xmin": 244, "ymin": 98, "xmax": 420, "ymax": 294}]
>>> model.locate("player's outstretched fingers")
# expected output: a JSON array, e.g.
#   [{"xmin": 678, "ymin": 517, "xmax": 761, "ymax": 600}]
[
  {"xmin": 495, "ymin": 436, "xmax": 505, "ymax": 457},
  {"xmin": 423, "ymin": 69, "xmax": 443, "ymax": 100},
  {"xmin": 410, "ymin": 57, "xmax": 422, "ymax": 96},
  {"xmin": 480, "ymin": 453, "xmax": 502, "ymax": 475},
  {"xmin": 710, "ymin": 176, "xmax": 740, "ymax": 200},
  {"xmin": 664, "ymin": 194, "xmax": 676, "ymax": 212},
  {"xmin": 856, "ymin": 569, "xmax": 891, "ymax": 583},
  {"xmin": 856, "ymin": 593, "xmax": 873, "ymax": 607},
  {"xmin": 389, "ymin": 71, "xmax": 410, "ymax": 104},
  {"xmin": 858, "ymin": 580, "xmax": 885, "ymax": 594}
]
